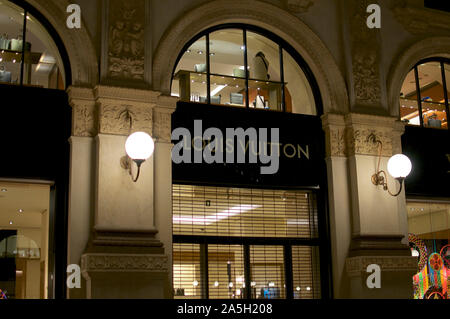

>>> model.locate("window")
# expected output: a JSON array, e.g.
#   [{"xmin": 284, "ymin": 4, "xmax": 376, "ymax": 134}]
[
  {"xmin": 0, "ymin": 0, "xmax": 66, "ymax": 89},
  {"xmin": 400, "ymin": 59, "xmax": 450, "ymax": 129},
  {"xmin": 171, "ymin": 26, "xmax": 318, "ymax": 115},
  {"xmin": 172, "ymin": 184, "xmax": 321, "ymax": 299}
]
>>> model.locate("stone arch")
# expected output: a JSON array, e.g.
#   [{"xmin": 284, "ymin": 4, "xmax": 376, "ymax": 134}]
[
  {"xmin": 387, "ymin": 36, "xmax": 450, "ymax": 117},
  {"xmin": 152, "ymin": 0, "xmax": 348, "ymax": 115},
  {"xmin": 25, "ymin": 0, "xmax": 99, "ymax": 86}
]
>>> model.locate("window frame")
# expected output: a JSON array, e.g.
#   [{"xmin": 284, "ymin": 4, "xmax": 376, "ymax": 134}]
[
  {"xmin": 1, "ymin": 0, "xmax": 71, "ymax": 89},
  {"xmin": 171, "ymin": 24, "xmax": 323, "ymax": 116},
  {"xmin": 401, "ymin": 57, "xmax": 450, "ymax": 129}
]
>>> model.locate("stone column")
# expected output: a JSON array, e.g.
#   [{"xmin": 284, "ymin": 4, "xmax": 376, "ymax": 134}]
[
  {"xmin": 67, "ymin": 85, "xmax": 175, "ymax": 299},
  {"xmin": 323, "ymin": 113, "xmax": 417, "ymax": 298}
]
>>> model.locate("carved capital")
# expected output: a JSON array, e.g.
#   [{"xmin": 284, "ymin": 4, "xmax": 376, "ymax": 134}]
[
  {"xmin": 346, "ymin": 256, "xmax": 418, "ymax": 277},
  {"xmin": 94, "ymin": 86, "xmax": 160, "ymax": 136},
  {"xmin": 81, "ymin": 253, "xmax": 168, "ymax": 274},
  {"xmin": 68, "ymin": 87, "xmax": 97, "ymax": 137},
  {"xmin": 322, "ymin": 113, "xmax": 403, "ymax": 157}
]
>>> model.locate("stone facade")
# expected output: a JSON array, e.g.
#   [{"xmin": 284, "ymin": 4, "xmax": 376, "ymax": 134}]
[{"xmin": 20, "ymin": 0, "xmax": 450, "ymax": 299}]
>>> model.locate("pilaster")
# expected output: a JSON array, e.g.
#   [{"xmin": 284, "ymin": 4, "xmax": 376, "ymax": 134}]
[
  {"xmin": 68, "ymin": 85, "xmax": 176, "ymax": 298},
  {"xmin": 322, "ymin": 112, "xmax": 416, "ymax": 298}
]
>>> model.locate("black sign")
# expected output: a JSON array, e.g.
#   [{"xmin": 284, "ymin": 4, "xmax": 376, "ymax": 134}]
[
  {"xmin": 171, "ymin": 102, "xmax": 326, "ymax": 188},
  {"xmin": 402, "ymin": 126, "xmax": 450, "ymax": 198}
]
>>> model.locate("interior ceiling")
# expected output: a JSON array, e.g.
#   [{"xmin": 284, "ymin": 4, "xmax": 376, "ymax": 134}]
[
  {"xmin": 0, "ymin": 1, "xmax": 56, "ymax": 75},
  {"xmin": 401, "ymin": 62, "xmax": 450, "ymax": 97},
  {"xmin": 407, "ymin": 201, "xmax": 450, "ymax": 218},
  {"xmin": 0, "ymin": 182, "xmax": 49, "ymax": 229}
]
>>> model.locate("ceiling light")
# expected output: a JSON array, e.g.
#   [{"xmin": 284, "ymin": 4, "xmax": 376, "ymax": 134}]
[
  {"xmin": 210, "ymin": 52, "xmax": 215, "ymax": 56},
  {"xmin": 186, "ymin": 49, "xmax": 191, "ymax": 53},
  {"xmin": 197, "ymin": 50, "xmax": 203, "ymax": 55},
  {"xmin": 306, "ymin": 287, "xmax": 311, "ymax": 291},
  {"xmin": 18, "ymin": 209, "xmax": 23, "ymax": 213},
  {"xmin": 214, "ymin": 281, "xmax": 219, "ymax": 287},
  {"xmin": 240, "ymin": 45, "xmax": 245, "ymax": 50},
  {"xmin": 1, "ymin": 188, "xmax": 6, "ymax": 192},
  {"xmin": 296, "ymin": 286, "xmax": 301, "ymax": 291},
  {"xmin": 9, "ymin": 221, "xmax": 13, "ymax": 225},
  {"xmin": 193, "ymin": 280, "xmax": 199, "ymax": 287},
  {"xmin": 173, "ymin": 204, "xmax": 261, "ymax": 225}
]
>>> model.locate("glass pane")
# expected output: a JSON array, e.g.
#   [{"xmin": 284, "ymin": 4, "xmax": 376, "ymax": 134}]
[
  {"xmin": 283, "ymin": 49, "xmax": 316, "ymax": 115},
  {"xmin": 173, "ymin": 243, "xmax": 202, "ymax": 299},
  {"xmin": 417, "ymin": 62, "xmax": 448, "ymax": 129},
  {"xmin": 0, "ymin": 182, "xmax": 50, "ymax": 299},
  {"xmin": 208, "ymin": 245, "xmax": 245, "ymax": 299},
  {"xmin": 209, "ymin": 29, "xmax": 244, "ymax": 78},
  {"xmin": 292, "ymin": 246, "xmax": 321, "ymax": 299},
  {"xmin": 247, "ymin": 32, "xmax": 280, "ymax": 82},
  {"xmin": 210, "ymin": 74, "xmax": 246, "ymax": 106},
  {"xmin": 172, "ymin": 36, "xmax": 207, "ymax": 102},
  {"xmin": 248, "ymin": 80, "xmax": 282, "ymax": 111},
  {"xmin": 24, "ymin": 12, "xmax": 65, "ymax": 89},
  {"xmin": 0, "ymin": 1, "xmax": 25, "ymax": 85},
  {"xmin": 400, "ymin": 68, "xmax": 420, "ymax": 126},
  {"xmin": 250, "ymin": 245, "xmax": 285, "ymax": 299}
]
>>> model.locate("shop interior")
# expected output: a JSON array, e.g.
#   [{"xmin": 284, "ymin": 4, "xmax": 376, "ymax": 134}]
[
  {"xmin": 171, "ymin": 28, "xmax": 316, "ymax": 115},
  {"xmin": 400, "ymin": 61, "xmax": 449, "ymax": 129},
  {"xmin": 0, "ymin": 181, "xmax": 50, "ymax": 299},
  {"xmin": 0, "ymin": 1, "xmax": 65, "ymax": 89}
]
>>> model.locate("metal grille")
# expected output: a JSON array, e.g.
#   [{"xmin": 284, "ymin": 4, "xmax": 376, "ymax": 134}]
[
  {"xmin": 172, "ymin": 184, "xmax": 321, "ymax": 299},
  {"xmin": 250, "ymin": 245, "xmax": 286, "ymax": 299},
  {"xmin": 292, "ymin": 245, "xmax": 321, "ymax": 299},
  {"xmin": 173, "ymin": 184, "xmax": 318, "ymax": 238}
]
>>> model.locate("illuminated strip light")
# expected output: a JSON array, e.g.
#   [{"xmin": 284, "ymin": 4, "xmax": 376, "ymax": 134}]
[
  {"xmin": 211, "ymin": 85, "xmax": 225, "ymax": 97},
  {"xmin": 286, "ymin": 219, "xmax": 309, "ymax": 226},
  {"xmin": 173, "ymin": 204, "xmax": 261, "ymax": 225}
]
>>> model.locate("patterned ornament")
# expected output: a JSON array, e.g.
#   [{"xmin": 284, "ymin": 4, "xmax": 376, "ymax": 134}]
[{"xmin": 408, "ymin": 233, "xmax": 428, "ymax": 271}]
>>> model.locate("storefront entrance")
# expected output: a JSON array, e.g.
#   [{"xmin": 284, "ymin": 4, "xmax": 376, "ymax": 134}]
[{"xmin": 172, "ymin": 184, "xmax": 321, "ymax": 299}]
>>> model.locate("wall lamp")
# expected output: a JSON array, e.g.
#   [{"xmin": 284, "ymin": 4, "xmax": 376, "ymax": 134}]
[
  {"xmin": 368, "ymin": 133, "xmax": 412, "ymax": 197},
  {"xmin": 121, "ymin": 132, "xmax": 155, "ymax": 182}
]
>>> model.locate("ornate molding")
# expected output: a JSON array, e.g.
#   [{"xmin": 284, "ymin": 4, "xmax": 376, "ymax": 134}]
[
  {"xmin": 68, "ymin": 87, "xmax": 97, "ymax": 137},
  {"xmin": 390, "ymin": 0, "xmax": 450, "ymax": 35},
  {"xmin": 81, "ymin": 253, "xmax": 168, "ymax": 273},
  {"xmin": 322, "ymin": 113, "xmax": 403, "ymax": 157},
  {"xmin": 98, "ymin": 103, "xmax": 153, "ymax": 136},
  {"xmin": 349, "ymin": 0, "xmax": 382, "ymax": 107},
  {"xmin": 286, "ymin": 0, "xmax": 315, "ymax": 13},
  {"xmin": 107, "ymin": 0, "xmax": 145, "ymax": 80},
  {"xmin": 346, "ymin": 256, "xmax": 418, "ymax": 277}
]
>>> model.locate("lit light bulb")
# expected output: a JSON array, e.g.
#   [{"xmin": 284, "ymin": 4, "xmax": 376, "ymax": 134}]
[
  {"xmin": 125, "ymin": 132, "xmax": 155, "ymax": 161},
  {"xmin": 387, "ymin": 154, "xmax": 412, "ymax": 179}
]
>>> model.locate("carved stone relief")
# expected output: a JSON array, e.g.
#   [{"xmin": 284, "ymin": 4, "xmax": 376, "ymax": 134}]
[
  {"xmin": 98, "ymin": 103, "xmax": 153, "ymax": 136},
  {"xmin": 349, "ymin": 0, "xmax": 381, "ymax": 105},
  {"xmin": 322, "ymin": 113, "xmax": 403, "ymax": 157},
  {"xmin": 346, "ymin": 256, "xmax": 417, "ymax": 277},
  {"xmin": 108, "ymin": 0, "xmax": 145, "ymax": 80},
  {"xmin": 81, "ymin": 253, "xmax": 168, "ymax": 272},
  {"xmin": 73, "ymin": 103, "xmax": 97, "ymax": 137}
]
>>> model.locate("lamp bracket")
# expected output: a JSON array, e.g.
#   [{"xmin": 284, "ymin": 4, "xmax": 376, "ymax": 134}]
[{"xmin": 120, "ymin": 156, "xmax": 145, "ymax": 182}]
